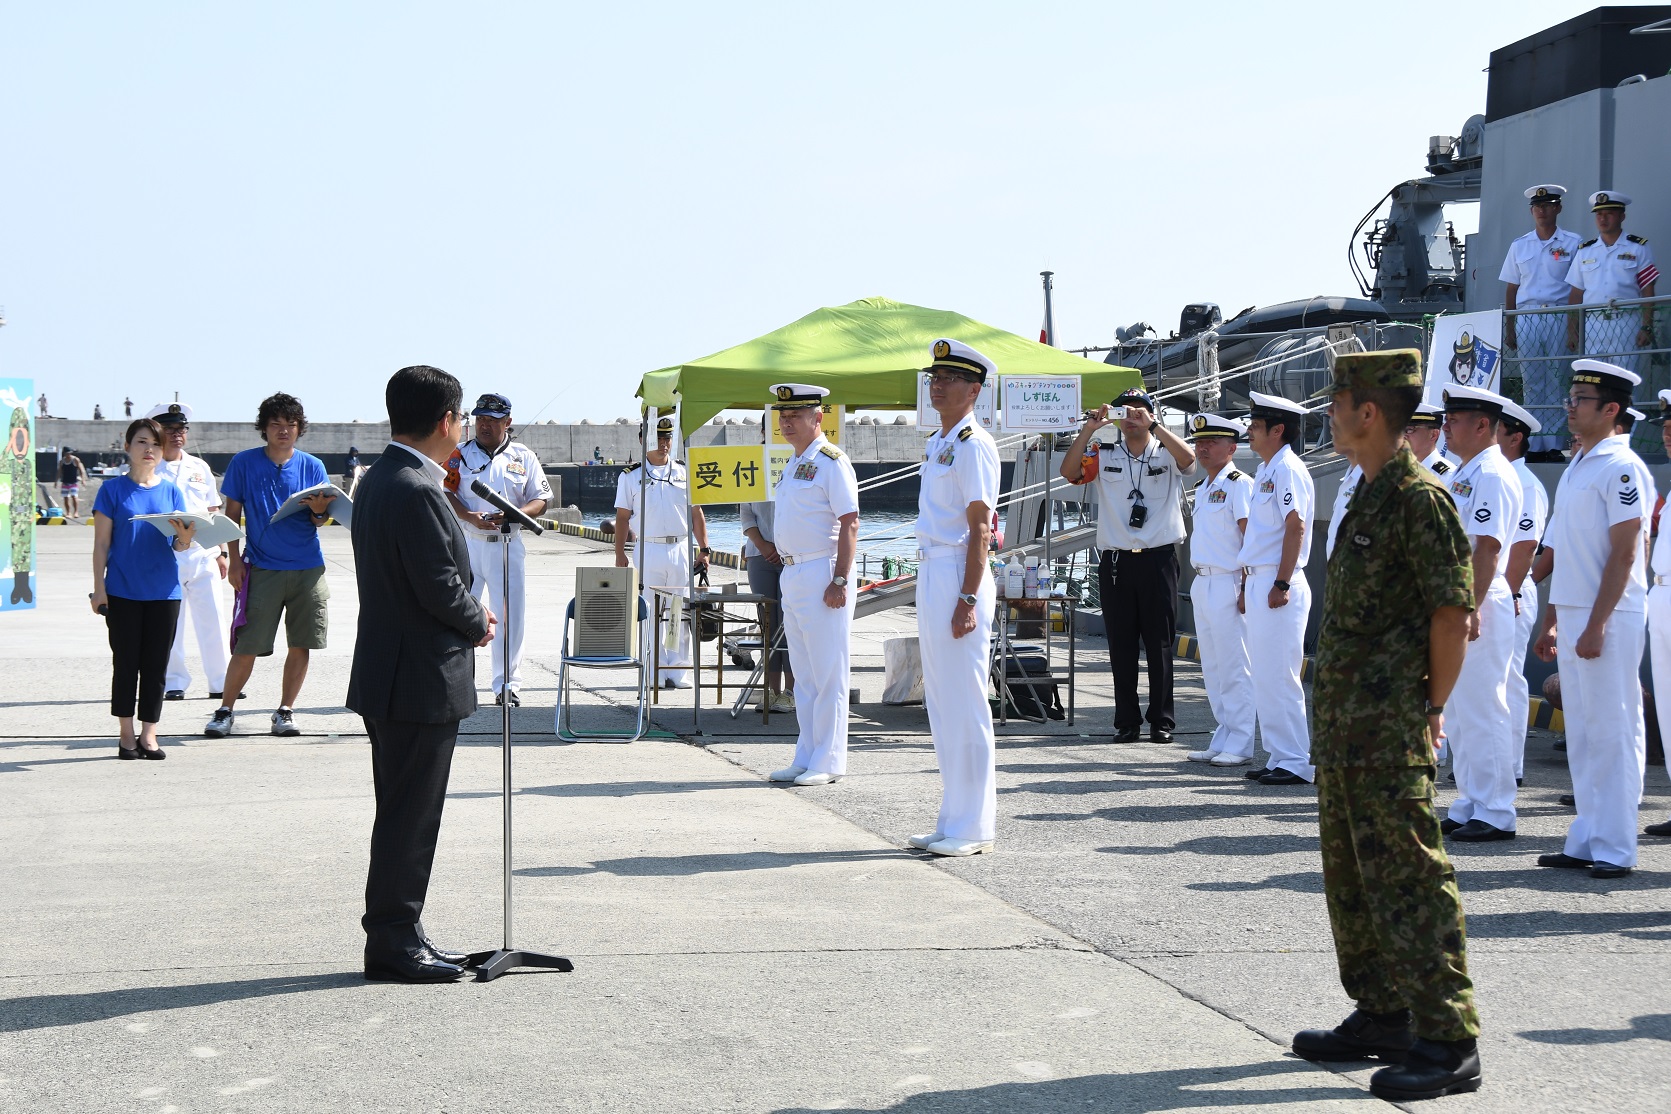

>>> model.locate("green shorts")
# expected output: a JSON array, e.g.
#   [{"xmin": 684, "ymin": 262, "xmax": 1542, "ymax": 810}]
[{"xmin": 234, "ymin": 566, "xmax": 330, "ymax": 657}]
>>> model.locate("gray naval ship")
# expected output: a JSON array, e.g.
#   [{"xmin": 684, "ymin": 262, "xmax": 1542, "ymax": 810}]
[{"xmin": 1096, "ymin": 6, "xmax": 1671, "ymax": 432}]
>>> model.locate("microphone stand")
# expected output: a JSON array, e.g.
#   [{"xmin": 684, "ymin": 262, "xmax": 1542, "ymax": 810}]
[{"xmin": 464, "ymin": 480, "xmax": 573, "ymax": 982}]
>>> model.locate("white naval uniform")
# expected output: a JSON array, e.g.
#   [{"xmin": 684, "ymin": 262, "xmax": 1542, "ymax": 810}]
[
  {"xmin": 156, "ymin": 450, "xmax": 228, "ymax": 694},
  {"xmin": 1565, "ymin": 234, "xmax": 1659, "ymax": 373},
  {"xmin": 616, "ymin": 460, "xmax": 696, "ymax": 685},
  {"xmin": 1236, "ymin": 443, "xmax": 1316, "ymax": 781},
  {"xmin": 1444, "ymin": 445, "xmax": 1525, "ymax": 832},
  {"xmin": 1190, "ymin": 466, "xmax": 1254, "ymax": 759},
  {"xmin": 1508, "ymin": 457, "xmax": 1549, "ymax": 778},
  {"xmin": 1500, "ymin": 226, "xmax": 1584, "ymax": 450},
  {"xmin": 916, "ymin": 413, "xmax": 1001, "ymax": 843},
  {"xmin": 773, "ymin": 435, "xmax": 860, "ymax": 776},
  {"xmin": 1323, "ymin": 464, "xmax": 1363, "ymax": 560},
  {"xmin": 446, "ymin": 438, "xmax": 553, "ymax": 696},
  {"xmin": 1544, "ymin": 433, "xmax": 1654, "ymax": 867},
  {"xmin": 1646, "ymin": 528, "xmax": 1671, "ymax": 803}
]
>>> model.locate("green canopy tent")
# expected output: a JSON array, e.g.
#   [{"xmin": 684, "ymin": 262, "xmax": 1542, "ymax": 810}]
[{"xmin": 636, "ymin": 296, "xmax": 1143, "ymax": 439}]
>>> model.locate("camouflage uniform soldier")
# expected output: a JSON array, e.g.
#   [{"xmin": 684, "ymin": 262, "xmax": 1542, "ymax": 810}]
[
  {"xmin": 1291, "ymin": 350, "xmax": 1482, "ymax": 1102},
  {"xmin": 6, "ymin": 406, "xmax": 33, "ymax": 605}
]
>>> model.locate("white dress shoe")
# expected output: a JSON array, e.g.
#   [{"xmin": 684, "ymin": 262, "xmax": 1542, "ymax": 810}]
[
  {"xmin": 1211, "ymin": 753, "xmax": 1252, "ymax": 767},
  {"xmin": 767, "ymin": 765, "xmax": 807, "ymax": 782},
  {"xmin": 792, "ymin": 770, "xmax": 839, "ymax": 786},
  {"xmin": 926, "ymin": 837, "xmax": 994, "ymax": 857},
  {"xmin": 906, "ymin": 831, "xmax": 944, "ymax": 850},
  {"xmin": 1186, "ymin": 749, "xmax": 1218, "ymax": 763}
]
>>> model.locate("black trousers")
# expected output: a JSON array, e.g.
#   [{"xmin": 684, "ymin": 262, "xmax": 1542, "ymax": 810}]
[
  {"xmin": 362, "ymin": 717, "xmax": 460, "ymax": 946},
  {"xmin": 1097, "ymin": 547, "xmax": 1179, "ymax": 731},
  {"xmin": 105, "ymin": 595, "xmax": 181, "ymax": 722}
]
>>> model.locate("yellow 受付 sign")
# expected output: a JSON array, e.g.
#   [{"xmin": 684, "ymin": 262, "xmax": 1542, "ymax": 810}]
[{"xmin": 687, "ymin": 445, "xmax": 771, "ymax": 505}]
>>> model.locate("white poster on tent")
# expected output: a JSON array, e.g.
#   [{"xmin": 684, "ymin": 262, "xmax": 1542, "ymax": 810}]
[
  {"xmin": 1425, "ymin": 310, "xmax": 1503, "ymax": 400},
  {"xmin": 999, "ymin": 376, "xmax": 1081, "ymax": 432},
  {"xmin": 917, "ymin": 378, "xmax": 996, "ymax": 431}
]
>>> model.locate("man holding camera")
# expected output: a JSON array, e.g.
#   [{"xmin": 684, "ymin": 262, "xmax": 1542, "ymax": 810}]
[{"xmin": 1063, "ymin": 389, "xmax": 1196, "ymax": 744}]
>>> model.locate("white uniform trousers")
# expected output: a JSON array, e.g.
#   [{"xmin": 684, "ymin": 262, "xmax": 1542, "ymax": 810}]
[
  {"xmin": 1648, "ymin": 587, "xmax": 1671, "ymax": 793},
  {"xmin": 1193, "ymin": 571, "xmax": 1255, "ymax": 758},
  {"xmin": 780, "ymin": 558, "xmax": 854, "ymax": 776},
  {"xmin": 1556, "ymin": 605, "xmax": 1648, "ymax": 867},
  {"xmin": 1447, "ymin": 581, "xmax": 1520, "ymax": 830},
  {"xmin": 1516, "ymin": 309, "xmax": 1568, "ymax": 452},
  {"xmin": 1585, "ymin": 310, "xmax": 1644, "ymax": 374},
  {"xmin": 634, "ymin": 541, "xmax": 693, "ymax": 685},
  {"xmin": 165, "ymin": 547, "xmax": 228, "ymax": 693},
  {"xmin": 1508, "ymin": 577, "xmax": 1538, "ymax": 780},
  {"xmin": 466, "ymin": 532, "xmax": 527, "ymax": 695},
  {"xmin": 1243, "ymin": 568, "xmax": 1316, "ymax": 781},
  {"xmin": 917, "ymin": 554, "xmax": 997, "ymax": 842}
]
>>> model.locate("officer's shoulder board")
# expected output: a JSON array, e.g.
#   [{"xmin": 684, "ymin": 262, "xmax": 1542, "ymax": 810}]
[
  {"xmin": 624, "ymin": 461, "xmax": 642, "ymax": 473},
  {"xmin": 1627, "ymin": 233, "xmax": 1649, "ymax": 245},
  {"xmin": 1226, "ymin": 469, "xmax": 1242, "ymax": 481},
  {"xmin": 1432, "ymin": 460, "xmax": 1452, "ymax": 475},
  {"xmin": 957, "ymin": 425, "xmax": 973, "ymax": 442},
  {"xmin": 1580, "ymin": 237, "xmax": 1599, "ymax": 248},
  {"xmin": 818, "ymin": 443, "xmax": 844, "ymax": 460}
]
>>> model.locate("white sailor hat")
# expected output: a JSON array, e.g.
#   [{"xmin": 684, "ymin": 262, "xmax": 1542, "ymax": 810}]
[
  {"xmin": 768, "ymin": 383, "xmax": 830, "ymax": 410},
  {"xmin": 1247, "ymin": 390, "xmax": 1307, "ymax": 421},
  {"xmin": 143, "ymin": 401, "xmax": 192, "ymax": 425},
  {"xmin": 1187, "ymin": 412, "xmax": 1246, "ymax": 440},
  {"xmin": 1646, "ymin": 390, "xmax": 1671, "ymax": 426},
  {"xmin": 1441, "ymin": 384, "xmax": 1510, "ymax": 419},
  {"xmin": 1626, "ymin": 407, "xmax": 1647, "ymax": 423},
  {"xmin": 925, "ymin": 338, "xmax": 995, "ymax": 384},
  {"xmin": 1499, "ymin": 398, "xmax": 1541, "ymax": 435},
  {"xmin": 1524, "ymin": 184, "xmax": 1567, "ymax": 202},
  {"xmin": 1407, "ymin": 400, "xmax": 1445, "ymax": 428},
  {"xmin": 1570, "ymin": 358, "xmax": 1642, "ymax": 392},
  {"xmin": 1589, "ymin": 190, "xmax": 1631, "ymax": 212}
]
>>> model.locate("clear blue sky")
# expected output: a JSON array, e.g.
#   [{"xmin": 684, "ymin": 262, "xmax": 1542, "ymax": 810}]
[{"xmin": 0, "ymin": 1, "xmax": 1588, "ymax": 423}]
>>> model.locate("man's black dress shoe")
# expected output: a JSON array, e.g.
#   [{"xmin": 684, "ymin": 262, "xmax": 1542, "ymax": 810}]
[
  {"xmin": 1439, "ymin": 817, "xmax": 1463, "ymax": 836},
  {"xmin": 1112, "ymin": 725, "xmax": 1142, "ymax": 744},
  {"xmin": 1259, "ymin": 769, "xmax": 1306, "ymax": 785},
  {"xmin": 364, "ymin": 947, "xmax": 465, "ymax": 983},
  {"xmin": 1645, "ymin": 818, "xmax": 1671, "ymax": 837},
  {"xmin": 1292, "ymin": 1008, "xmax": 1413, "ymax": 1063},
  {"xmin": 421, "ymin": 937, "xmax": 473, "ymax": 967},
  {"xmin": 1590, "ymin": 861, "xmax": 1632, "ymax": 879},
  {"xmin": 1150, "ymin": 728, "xmax": 1174, "ymax": 745},
  {"xmin": 495, "ymin": 690, "xmax": 521, "ymax": 707},
  {"xmin": 1244, "ymin": 766, "xmax": 1272, "ymax": 780},
  {"xmin": 1537, "ymin": 852, "xmax": 1592, "ymax": 869},
  {"xmin": 1559, "ymin": 794, "xmax": 1576, "ymax": 807},
  {"xmin": 164, "ymin": 690, "xmax": 185, "ymax": 701},
  {"xmin": 1516, "ymin": 777, "xmax": 1523, "ymax": 787},
  {"xmin": 1553, "ymin": 739, "xmax": 1567, "ymax": 752},
  {"xmin": 1450, "ymin": 819, "xmax": 1514, "ymax": 842},
  {"xmin": 208, "ymin": 691, "xmax": 246, "ymax": 700},
  {"xmin": 1368, "ymin": 1037, "xmax": 1481, "ymax": 1101}
]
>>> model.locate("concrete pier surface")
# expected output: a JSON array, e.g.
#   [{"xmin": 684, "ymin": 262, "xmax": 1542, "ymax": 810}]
[{"xmin": 3, "ymin": 526, "xmax": 1668, "ymax": 1112}]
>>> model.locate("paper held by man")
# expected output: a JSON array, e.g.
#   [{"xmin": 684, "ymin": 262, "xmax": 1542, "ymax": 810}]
[
  {"xmin": 271, "ymin": 482, "xmax": 354, "ymax": 526},
  {"xmin": 133, "ymin": 512, "xmax": 246, "ymax": 549}
]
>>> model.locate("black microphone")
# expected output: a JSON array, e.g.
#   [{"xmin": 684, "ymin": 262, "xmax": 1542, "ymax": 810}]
[{"xmin": 470, "ymin": 480, "xmax": 546, "ymax": 534}]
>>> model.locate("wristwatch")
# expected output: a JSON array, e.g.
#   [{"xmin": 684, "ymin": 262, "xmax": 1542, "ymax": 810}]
[
  {"xmin": 1424, "ymin": 703, "xmax": 1445, "ymax": 717},
  {"xmin": 957, "ymin": 592, "xmax": 978, "ymax": 607},
  {"xmin": 831, "ymin": 575, "xmax": 849, "ymax": 587},
  {"xmin": 1273, "ymin": 579, "xmax": 1291, "ymax": 591},
  {"xmin": 699, "ymin": 546, "xmax": 711, "ymax": 556},
  {"xmin": 1148, "ymin": 420, "xmax": 1158, "ymax": 433}
]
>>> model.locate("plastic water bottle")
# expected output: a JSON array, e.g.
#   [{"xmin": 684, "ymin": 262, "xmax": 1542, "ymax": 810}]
[
  {"xmin": 1004, "ymin": 555, "xmax": 1025, "ymax": 599},
  {"xmin": 1024, "ymin": 557, "xmax": 1041, "ymax": 599},
  {"xmin": 1037, "ymin": 563, "xmax": 1053, "ymax": 598}
]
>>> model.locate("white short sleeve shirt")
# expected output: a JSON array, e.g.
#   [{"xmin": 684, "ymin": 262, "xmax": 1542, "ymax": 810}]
[
  {"xmin": 1565, "ymin": 235, "xmax": 1659, "ymax": 302},
  {"xmin": 1237, "ymin": 444, "xmax": 1313, "ymax": 569},
  {"xmin": 1498, "ymin": 227, "xmax": 1585, "ymax": 307},
  {"xmin": 1190, "ymin": 466, "xmax": 1252, "ymax": 570},
  {"xmin": 1544, "ymin": 434, "xmax": 1654, "ymax": 611},
  {"xmin": 615, "ymin": 460, "xmax": 691, "ymax": 539},
  {"xmin": 773, "ymin": 436, "xmax": 860, "ymax": 557},
  {"xmin": 1510, "ymin": 457, "xmax": 1550, "ymax": 586},
  {"xmin": 1091, "ymin": 436, "xmax": 1195, "ymax": 550},
  {"xmin": 155, "ymin": 450, "xmax": 221, "ymax": 517},
  {"xmin": 1447, "ymin": 445, "xmax": 1523, "ymax": 580},
  {"xmin": 446, "ymin": 439, "xmax": 554, "ymax": 537},
  {"xmin": 916, "ymin": 414, "xmax": 1001, "ymax": 549}
]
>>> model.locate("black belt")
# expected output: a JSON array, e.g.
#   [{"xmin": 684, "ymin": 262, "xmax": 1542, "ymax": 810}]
[{"xmin": 1103, "ymin": 543, "xmax": 1174, "ymax": 555}]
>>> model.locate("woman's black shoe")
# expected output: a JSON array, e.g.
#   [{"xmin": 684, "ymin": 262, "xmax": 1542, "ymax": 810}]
[
  {"xmin": 117, "ymin": 744, "xmax": 139, "ymax": 761},
  {"xmin": 136, "ymin": 743, "xmax": 167, "ymax": 760}
]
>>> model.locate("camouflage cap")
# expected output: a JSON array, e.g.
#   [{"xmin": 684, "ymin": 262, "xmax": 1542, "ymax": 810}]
[{"xmin": 1310, "ymin": 348, "xmax": 1423, "ymax": 399}]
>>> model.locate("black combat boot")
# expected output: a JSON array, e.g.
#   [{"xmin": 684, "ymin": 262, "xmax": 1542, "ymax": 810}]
[
  {"xmin": 1369, "ymin": 1036, "xmax": 1481, "ymax": 1100},
  {"xmin": 1292, "ymin": 1007, "xmax": 1414, "ymax": 1062}
]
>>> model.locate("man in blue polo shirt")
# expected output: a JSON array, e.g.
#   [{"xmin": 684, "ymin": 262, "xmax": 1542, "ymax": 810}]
[{"xmin": 207, "ymin": 393, "xmax": 335, "ymax": 739}]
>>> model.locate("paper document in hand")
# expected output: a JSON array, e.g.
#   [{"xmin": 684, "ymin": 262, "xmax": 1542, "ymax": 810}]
[
  {"xmin": 271, "ymin": 482, "xmax": 353, "ymax": 527},
  {"xmin": 133, "ymin": 512, "xmax": 247, "ymax": 550}
]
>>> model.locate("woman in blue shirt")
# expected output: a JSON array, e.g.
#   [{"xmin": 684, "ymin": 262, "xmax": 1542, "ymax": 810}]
[{"xmin": 92, "ymin": 419, "xmax": 198, "ymax": 759}]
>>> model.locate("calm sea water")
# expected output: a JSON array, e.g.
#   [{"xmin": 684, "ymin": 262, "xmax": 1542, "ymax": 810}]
[{"xmin": 699, "ymin": 507, "xmax": 920, "ymax": 574}]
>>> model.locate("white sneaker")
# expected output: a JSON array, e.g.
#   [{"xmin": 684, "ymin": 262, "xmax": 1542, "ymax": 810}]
[
  {"xmin": 768, "ymin": 766, "xmax": 807, "ymax": 782},
  {"xmin": 906, "ymin": 831, "xmax": 944, "ymax": 850},
  {"xmin": 1211, "ymin": 753, "xmax": 1252, "ymax": 767},
  {"xmin": 793, "ymin": 770, "xmax": 839, "ymax": 786},
  {"xmin": 204, "ymin": 707, "xmax": 234, "ymax": 738},
  {"xmin": 1186, "ymin": 749, "xmax": 1218, "ymax": 763},
  {"xmin": 771, "ymin": 691, "xmax": 796, "ymax": 712},
  {"xmin": 926, "ymin": 837, "xmax": 994, "ymax": 857}
]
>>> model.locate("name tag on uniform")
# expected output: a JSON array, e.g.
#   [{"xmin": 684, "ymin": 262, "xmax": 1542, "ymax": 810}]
[
  {"xmin": 935, "ymin": 445, "xmax": 956, "ymax": 466},
  {"xmin": 794, "ymin": 462, "xmax": 818, "ymax": 481},
  {"xmin": 1208, "ymin": 490, "xmax": 1227, "ymax": 504},
  {"xmin": 1104, "ymin": 465, "xmax": 1122, "ymax": 473},
  {"xmin": 1450, "ymin": 480, "xmax": 1472, "ymax": 498},
  {"xmin": 1259, "ymin": 479, "xmax": 1275, "ymax": 493}
]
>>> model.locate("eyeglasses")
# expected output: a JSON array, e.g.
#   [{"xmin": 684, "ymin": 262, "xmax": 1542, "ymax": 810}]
[
  {"xmin": 1565, "ymin": 395, "xmax": 1602, "ymax": 410},
  {"xmin": 922, "ymin": 372, "xmax": 977, "ymax": 387}
]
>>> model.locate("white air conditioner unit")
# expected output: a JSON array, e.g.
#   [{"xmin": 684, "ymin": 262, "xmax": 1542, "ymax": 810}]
[{"xmin": 574, "ymin": 566, "xmax": 639, "ymax": 658}]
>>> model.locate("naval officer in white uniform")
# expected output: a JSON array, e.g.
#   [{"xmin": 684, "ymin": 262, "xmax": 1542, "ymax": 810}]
[
  {"xmin": 1643, "ymin": 392, "xmax": 1671, "ymax": 841},
  {"xmin": 1496, "ymin": 398, "xmax": 1549, "ymax": 782},
  {"xmin": 1565, "ymin": 191, "xmax": 1659, "ymax": 374},
  {"xmin": 1534, "ymin": 359, "xmax": 1654, "ymax": 878},
  {"xmin": 1501, "ymin": 184, "xmax": 1584, "ymax": 452},
  {"xmin": 1323, "ymin": 452, "xmax": 1363, "ymax": 560},
  {"xmin": 1437, "ymin": 386, "xmax": 1525, "ymax": 842},
  {"xmin": 615, "ymin": 415, "xmax": 711, "ymax": 688},
  {"xmin": 444, "ymin": 392, "xmax": 553, "ymax": 705},
  {"xmin": 1238, "ymin": 392, "xmax": 1317, "ymax": 785},
  {"xmin": 907, "ymin": 339, "xmax": 1002, "ymax": 857},
  {"xmin": 1183, "ymin": 413, "xmax": 1255, "ymax": 766},
  {"xmin": 763, "ymin": 383, "xmax": 859, "ymax": 787},
  {"xmin": 148, "ymin": 402, "xmax": 232, "ymax": 701}
]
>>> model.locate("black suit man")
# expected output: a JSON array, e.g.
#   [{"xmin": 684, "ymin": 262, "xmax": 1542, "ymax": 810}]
[{"xmin": 348, "ymin": 365, "xmax": 496, "ymax": 983}]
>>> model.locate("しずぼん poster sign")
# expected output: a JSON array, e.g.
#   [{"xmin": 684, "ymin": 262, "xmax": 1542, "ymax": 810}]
[{"xmin": 1, "ymin": 378, "xmax": 37, "ymax": 611}]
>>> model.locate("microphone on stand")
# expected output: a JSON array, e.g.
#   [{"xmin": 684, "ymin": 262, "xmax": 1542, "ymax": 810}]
[{"xmin": 469, "ymin": 481, "xmax": 545, "ymax": 534}]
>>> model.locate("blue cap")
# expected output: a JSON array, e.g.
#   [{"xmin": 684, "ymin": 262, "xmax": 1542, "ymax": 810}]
[{"xmin": 471, "ymin": 392, "xmax": 512, "ymax": 418}]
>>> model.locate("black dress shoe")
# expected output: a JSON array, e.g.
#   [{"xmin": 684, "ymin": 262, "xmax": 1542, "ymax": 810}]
[
  {"xmin": 1516, "ymin": 777, "xmax": 1523, "ymax": 787},
  {"xmin": 136, "ymin": 743, "xmax": 166, "ymax": 761},
  {"xmin": 164, "ymin": 690, "xmax": 186, "ymax": 701},
  {"xmin": 208, "ymin": 691, "xmax": 246, "ymax": 700},
  {"xmin": 118, "ymin": 744, "xmax": 139, "ymax": 761},
  {"xmin": 1590, "ymin": 861, "xmax": 1632, "ymax": 879},
  {"xmin": 1559, "ymin": 794, "xmax": 1576, "ymax": 806},
  {"xmin": 1553, "ymin": 739, "xmax": 1567, "ymax": 752},
  {"xmin": 1150, "ymin": 728, "xmax": 1174, "ymax": 745},
  {"xmin": 1244, "ymin": 766, "xmax": 1272, "ymax": 780},
  {"xmin": 421, "ymin": 936, "xmax": 472, "ymax": 967},
  {"xmin": 1111, "ymin": 725, "xmax": 1142, "ymax": 744},
  {"xmin": 1368, "ymin": 1037, "xmax": 1481, "ymax": 1101},
  {"xmin": 1259, "ymin": 769, "xmax": 1306, "ymax": 785},
  {"xmin": 364, "ymin": 948, "xmax": 465, "ymax": 983},
  {"xmin": 1645, "ymin": 819, "xmax": 1671, "ymax": 837},
  {"xmin": 1439, "ymin": 817, "xmax": 1463, "ymax": 835},
  {"xmin": 1450, "ymin": 819, "xmax": 1513, "ymax": 842},
  {"xmin": 1292, "ymin": 1008, "xmax": 1413, "ymax": 1063},
  {"xmin": 1537, "ymin": 852, "xmax": 1592, "ymax": 869}
]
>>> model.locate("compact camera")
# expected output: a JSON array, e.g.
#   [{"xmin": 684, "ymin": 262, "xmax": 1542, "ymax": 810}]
[{"xmin": 1101, "ymin": 405, "xmax": 1128, "ymax": 421}]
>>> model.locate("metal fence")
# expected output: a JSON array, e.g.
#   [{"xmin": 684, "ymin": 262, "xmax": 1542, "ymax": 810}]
[{"xmin": 1501, "ymin": 293, "xmax": 1670, "ymax": 456}]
